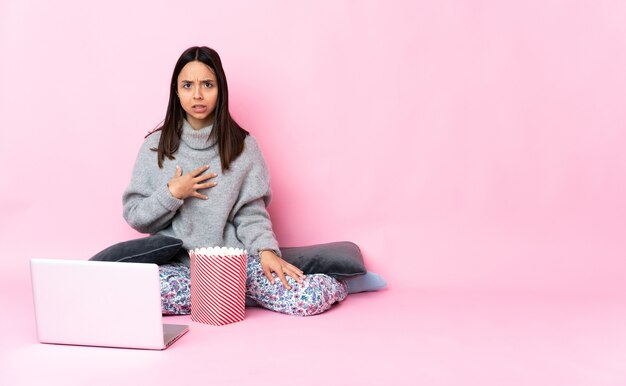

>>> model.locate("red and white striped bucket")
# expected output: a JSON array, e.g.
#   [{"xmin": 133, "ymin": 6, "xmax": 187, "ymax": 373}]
[{"xmin": 189, "ymin": 247, "xmax": 247, "ymax": 326}]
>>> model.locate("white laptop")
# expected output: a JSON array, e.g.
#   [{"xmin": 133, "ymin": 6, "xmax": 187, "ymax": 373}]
[{"xmin": 30, "ymin": 258, "xmax": 189, "ymax": 350}]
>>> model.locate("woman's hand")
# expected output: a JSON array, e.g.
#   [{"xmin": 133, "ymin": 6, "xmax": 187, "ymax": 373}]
[
  {"xmin": 259, "ymin": 250, "xmax": 305, "ymax": 290},
  {"xmin": 167, "ymin": 165, "xmax": 217, "ymax": 200}
]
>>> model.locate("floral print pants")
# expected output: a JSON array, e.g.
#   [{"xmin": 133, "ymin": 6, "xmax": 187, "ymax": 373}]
[{"xmin": 159, "ymin": 255, "xmax": 348, "ymax": 317}]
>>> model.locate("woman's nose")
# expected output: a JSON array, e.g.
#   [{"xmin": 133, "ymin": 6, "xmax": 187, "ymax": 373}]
[{"xmin": 193, "ymin": 85, "xmax": 203, "ymax": 99}]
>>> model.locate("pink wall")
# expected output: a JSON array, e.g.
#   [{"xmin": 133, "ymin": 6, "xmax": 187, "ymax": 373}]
[{"xmin": 1, "ymin": 1, "xmax": 625, "ymax": 293}]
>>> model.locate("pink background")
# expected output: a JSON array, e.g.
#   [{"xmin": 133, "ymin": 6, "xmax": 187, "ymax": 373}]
[
  {"xmin": 2, "ymin": 1, "xmax": 626, "ymax": 385},
  {"xmin": 2, "ymin": 0, "xmax": 625, "ymax": 293}
]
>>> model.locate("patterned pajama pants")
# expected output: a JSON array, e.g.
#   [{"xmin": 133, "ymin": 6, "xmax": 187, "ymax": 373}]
[{"xmin": 159, "ymin": 255, "xmax": 348, "ymax": 317}]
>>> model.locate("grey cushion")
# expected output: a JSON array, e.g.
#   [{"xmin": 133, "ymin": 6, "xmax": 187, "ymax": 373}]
[
  {"xmin": 89, "ymin": 237, "xmax": 366, "ymax": 279},
  {"xmin": 89, "ymin": 235, "xmax": 183, "ymax": 265},
  {"xmin": 279, "ymin": 241, "xmax": 366, "ymax": 279}
]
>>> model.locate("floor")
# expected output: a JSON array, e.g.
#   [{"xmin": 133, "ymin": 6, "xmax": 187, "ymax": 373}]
[{"xmin": 2, "ymin": 266, "xmax": 626, "ymax": 386}]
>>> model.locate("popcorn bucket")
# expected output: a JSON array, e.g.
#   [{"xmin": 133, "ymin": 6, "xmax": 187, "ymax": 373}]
[{"xmin": 189, "ymin": 247, "xmax": 247, "ymax": 326}]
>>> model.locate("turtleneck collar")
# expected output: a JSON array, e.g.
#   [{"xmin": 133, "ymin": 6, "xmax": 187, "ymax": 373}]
[{"xmin": 180, "ymin": 119, "xmax": 217, "ymax": 150}]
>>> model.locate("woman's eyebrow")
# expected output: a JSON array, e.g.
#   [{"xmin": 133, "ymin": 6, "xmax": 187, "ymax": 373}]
[{"xmin": 180, "ymin": 79, "xmax": 214, "ymax": 83}]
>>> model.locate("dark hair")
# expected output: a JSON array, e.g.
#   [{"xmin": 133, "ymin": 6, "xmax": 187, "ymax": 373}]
[{"xmin": 150, "ymin": 46, "xmax": 248, "ymax": 171}]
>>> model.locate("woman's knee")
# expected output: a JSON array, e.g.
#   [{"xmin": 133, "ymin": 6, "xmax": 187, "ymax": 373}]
[
  {"xmin": 297, "ymin": 276, "xmax": 345, "ymax": 316},
  {"xmin": 159, "ymin": 263, "xmax": 191, "ymax": 315},
  {"xmin": 246, "ymin": 268, "xmax": 347, "ymax": 317}
]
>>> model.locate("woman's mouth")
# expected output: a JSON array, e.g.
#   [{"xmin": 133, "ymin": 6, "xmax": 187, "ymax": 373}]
[{"xmin": 192, "ymin": 105, "xmax": 207, "ymax": 113}]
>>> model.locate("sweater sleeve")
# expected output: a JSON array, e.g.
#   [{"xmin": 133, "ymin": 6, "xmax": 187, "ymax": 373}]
[
  {"xmin": 122, "ymin": 137, "xmax": 184, "ymax": 234},
  {"xmin": 231, "ymin": 138, "xmax": 281, "ymax": 257}
]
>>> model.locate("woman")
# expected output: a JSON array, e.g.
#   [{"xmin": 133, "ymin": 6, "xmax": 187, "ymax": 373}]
[{"xmin": 122, "ymin": 46, "xmax": 348, "ymax": 316}]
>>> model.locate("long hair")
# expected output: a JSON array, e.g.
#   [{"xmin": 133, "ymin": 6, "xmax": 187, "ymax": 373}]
[{"xmin": 150, "ymin": 46, "xmax": 248, "ymax": 171}]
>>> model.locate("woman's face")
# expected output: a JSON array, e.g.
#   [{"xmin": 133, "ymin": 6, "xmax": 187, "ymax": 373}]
[{"xmin": 177, "ymin": 61, "xmax": 218, "ymax": 129}]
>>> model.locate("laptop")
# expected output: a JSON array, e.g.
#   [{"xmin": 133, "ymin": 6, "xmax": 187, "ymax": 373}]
[{"xmin": 30, "ymin": 258, "xmax": 189, "ymax": 350}]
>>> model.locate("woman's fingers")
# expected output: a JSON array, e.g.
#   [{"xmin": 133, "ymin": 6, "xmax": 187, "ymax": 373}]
[
  {"xmin": 276, "ymin": 263, "xmax": 304, "ymax": 288},
  {"xmin": 283, "ymin": 265, "xmax": 305, "ymax": 283},
  {"xmin": 259, "ymin": 252, "xmax": 302, "ymax": 290},
  {"xmin": 289, "ymin": 264, "xmax": 305, "ymax": 278},
  {"xmin": 275, "ymin": 269, "xmax": 291, "ymax": 290},
  {"xmin": 191, "ymin": 191, "xmax": 209, "ymax": 200},
  {"xmin": 195, "ymin": 171, "xmax": 217, "ymax": 181},
  {"xmin": 191, "ymin": 181, "xmax": 217, "ymax": 200},
  {"xmin": 189, "ymin": 165, "xmax": 210, "ymax": 176},
  {"xmin": 262, "ymin": 264, "xmax": 275, "ymax": 285},
  {"xmin": 190, "ymin": 167, "xmax": 217, "ymax": 190},
  {"xmin": 169, "ymin": 165, "xmax": 217, "ymax": 200},
  {"xmin": 181, "ymin": 165, "xmax": 218, "ymax": 182},
  {"xmin": 195, "ymin": 181, "xmax": 217, "ymax": 190}
]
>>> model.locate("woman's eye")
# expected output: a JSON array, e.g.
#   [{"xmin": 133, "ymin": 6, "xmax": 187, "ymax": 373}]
[
  {"xmin": 182, "ymin": 83, "xmax": 191, "ymax": 89},
  {"xmin": 204, "ymin": 82, "xmax": 213, "ymax": 88}
]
